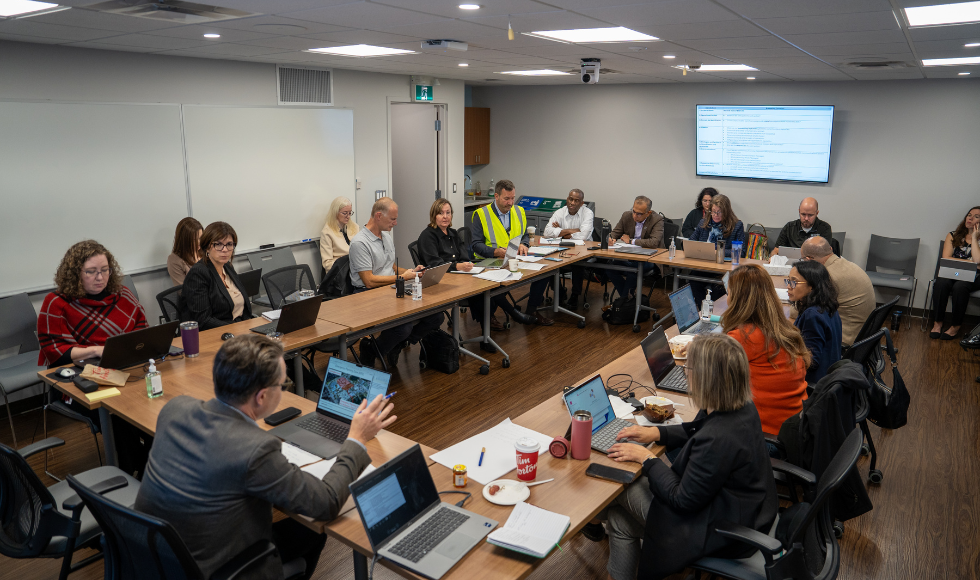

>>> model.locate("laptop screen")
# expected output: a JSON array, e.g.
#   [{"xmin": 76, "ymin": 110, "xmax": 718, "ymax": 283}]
[
  {"xmin": 350, "ymin": 445, "xmax": 439, "ymax": 548},
  {"xmin": 641, "ymin": 329, "xmax": 676, "ymax": 383},
  {"xmin": 317, "ymin": 357, "xmax": 391, "ymax": 420},
  {"xmin": 563, "ymin": 375, "xmax": 615, "ymax": 434},
  {"xmin": 668, "ymin": 285, "xmax": 701, "ymax": 332}
]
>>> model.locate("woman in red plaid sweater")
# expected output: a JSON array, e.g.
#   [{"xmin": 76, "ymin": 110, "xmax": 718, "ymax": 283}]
[{"xmin": 38, "ymin": 240, "xmax": 148, "ymax": 367}]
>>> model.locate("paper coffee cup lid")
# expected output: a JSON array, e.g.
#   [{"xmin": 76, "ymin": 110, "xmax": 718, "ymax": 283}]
[{"xmin": 515, "ymin": 437, "xmax": 540, "ymax": 453}]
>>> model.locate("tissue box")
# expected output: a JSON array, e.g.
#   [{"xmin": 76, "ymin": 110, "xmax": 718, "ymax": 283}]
[{"xmin": 763, "ymin": 264, "xmax": 793, "ymax": 276}]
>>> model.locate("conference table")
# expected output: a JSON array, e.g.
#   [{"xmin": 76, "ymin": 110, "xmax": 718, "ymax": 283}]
[{"xmin": 650, "ymin": 249, "xmax": 774, "ymax": 291}]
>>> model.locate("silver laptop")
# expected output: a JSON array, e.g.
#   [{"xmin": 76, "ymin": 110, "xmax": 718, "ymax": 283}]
[
  {"xmin": 641, "ymin": 328, "xmax": 688, "ymax": 393},
  {"xmin": 615, "ymin": 246, "xmax": 661, "ymax": 256},
  {"xmin": 349, "ymin": 445, "xmax": 497, "ymax": 580},
  {"xmin": 938, "ymin": 258, "xmax": 977, "ymax": 282},
  {"xmin": 668, "ymin": 285, "xmax": 723, "ymax": 336},
  {"xmin": 476, "ymin": 234, "xmax": 523, "ymax": 269},
  {"xmin": 562, "ymin": 374, "xmax": 635, "ymax": 453},
  {"xmin": 777, "ymin": 246, "xmax": 802, "ymax": 261},
  {"xmin": 419, "ymin": 262, "xmax": 452, "ymax": 288},
  {"xmin": 684, "ymin": 239, "xmax": 721, "ymax": 261},
  {"xmin": 269, "ymin": 357, "xmax": 391, "ymax": 459}
]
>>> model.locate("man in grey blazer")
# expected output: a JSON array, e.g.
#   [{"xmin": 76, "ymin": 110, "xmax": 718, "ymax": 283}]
[{"xmin": 135, "ymin": 334, "xmax": 395, "ymax": 580}]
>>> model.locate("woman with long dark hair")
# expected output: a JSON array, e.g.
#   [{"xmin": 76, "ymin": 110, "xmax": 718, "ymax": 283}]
[
  {"xmin": 689, "ymin": 193, "xmax": 745, "ymax": 307},
  {"xmin": 929, "ymin": 206, "xmax": 980, "ymax": 339},
  {"xmin": 681, "ymin": 187, "xmax": 718, "ymax": 239},
  {"xmin": 167, "ymin": 217, "xmax": 203, "ymax": 285},
  {"xmin": 787, "ymin": 260, "xmax": 842, "ymax": 384}
]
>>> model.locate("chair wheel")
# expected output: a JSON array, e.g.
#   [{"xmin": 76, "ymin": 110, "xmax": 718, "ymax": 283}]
[
  {"xmin": 860, "ymin": 444, "xmax": 870, "ymax": 456},
  {"xmin": 545, "ymin": 298, "xmax": 553, "ymax": 306},
  {"xmin": 419, "ymin": 360, "xmax": 427, "ymax": 370},
  {"xmin": 833, "ymin": 522, "xmax": 844, "ymax": 539},
  {"xmin": 633, "ymin": 324, "xmax": 641, "ymax": 333},
  {"xmin": 603, "ymin": 292, "xmax": 609, "ymax": 300},
  {"xmin": 583, "ymin": 302, "xmax": 591, "ymax": 310},
  {"xmin": 505, "ymin": 322, "xmax": 512, "ymax": 330},
  {"xmin": 513, "ymin": 306, "xmax": 521, "ymax": 312},
  {"xmin": 652, "ymin": 313, "xmax": 661, "ymax": 322},
  {"xmin": 480, "ymin": 364, "xmax": 490, "ymax": 375},
  {"xmin": 461, "ymin": 307, "xmax": 467, "ymax": 313},
  {"xmin": 502, "ymin": 359, "xmax": 511, "ymax": 368},
  {"xmin": 869, "ymin": 469, "xmax": 883, "ymax": 484},
  {"xmin": 577, "ymin": 320, "xmax": 586, "ymax": 329}
]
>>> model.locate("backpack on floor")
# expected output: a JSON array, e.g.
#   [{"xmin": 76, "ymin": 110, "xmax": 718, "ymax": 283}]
[
  {"xmin": 419, "ymin": 329, "xmax": 460, "ymax": 374},
  {"xmin": 602, "ymin": 294, "xmax": 650, "ymax": 326}
]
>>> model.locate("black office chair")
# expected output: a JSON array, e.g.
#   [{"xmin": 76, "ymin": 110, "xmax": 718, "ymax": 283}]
[
  {"xmin": 845, "ymin": 296, "xmax": 899, "ymax": 354},
  {"xmin": 841, "ymin": 328, "xmax": 887, "ymax": 484},
  {"xmin": 690, "ymin": 428, "xmax": 863, "ymax": 580},
  {"xmin": 262, "ymin": 265, "xmax": 317, "ymax": 310},
  {"xmin": 0, "ymin": 438, "xmax": 139, "ymax": 580},
  {"xmin": 309, "ymin": 256, "xmax": 366, "ymax": 378},
  {"xmin": 64, "ymin": 474, "xmax": 297, "ymax": 580},
  {"xmin": 408, "ymin": 241, "xmax": 422, "ymax": 267},
  {"xmin": 156, "ymin": 285, "xmax": 183, "ymax": 324}
]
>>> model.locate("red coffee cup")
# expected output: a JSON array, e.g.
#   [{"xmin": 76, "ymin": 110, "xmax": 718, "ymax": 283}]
[{"xmin": 515, "ymin": 437, "xmax": 541, "ymax": 481}]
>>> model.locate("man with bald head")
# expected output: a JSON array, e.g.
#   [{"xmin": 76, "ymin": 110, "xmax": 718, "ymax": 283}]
[
  {"xmin": 771, "ymin": 197, "xmax": 833, "ymax": 256},
  {"xmin": 801, "ymin": 237, "xmax": 875, "ymax": 346}
]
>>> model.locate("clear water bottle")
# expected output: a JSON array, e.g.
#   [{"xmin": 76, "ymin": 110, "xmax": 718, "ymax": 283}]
[
  {"xmin": 701, "ymin": 290, "xmax": 713, "ymax": 321},
  {"xmin": 668, "ymin": 236, "xmax": 676, "ymax": 260},
  {"xmin": 413, "ymin": 273, "xmax": 423, "ymax": 301}
]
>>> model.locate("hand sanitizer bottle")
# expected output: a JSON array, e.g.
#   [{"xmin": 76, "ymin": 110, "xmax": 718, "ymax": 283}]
[
  {"xmin": 413, "ymin": 272, "xmax": 423, "ymax": 301},
  {"xmin": 668, "ymin": 236, "xmax": 676, "ymax": 260},
  {"xmin": 146, "ymin": 359, "xmax": 163, "ymax": 399},
  {"xmin": 701, "ymin": 290, "xmax": 713, "ymax": 322}
]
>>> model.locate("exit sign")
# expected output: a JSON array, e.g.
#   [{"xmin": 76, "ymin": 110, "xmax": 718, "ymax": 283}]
[{"xmin": 414, "ymin": 84, "xmax": 433, "ymax": 101}]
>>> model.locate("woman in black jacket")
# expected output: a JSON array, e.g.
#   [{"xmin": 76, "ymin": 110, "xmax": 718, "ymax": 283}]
[
  {"xmin": 179, "ymin": 221, "xmax": 253, "ymax": 331},
  {"xmin": 598, "ymin": 333, "xmax": 777, "ymax": 580},
  {"xmin": 681, "ymin": 187, "xmax": 718, "ymax": 239}
]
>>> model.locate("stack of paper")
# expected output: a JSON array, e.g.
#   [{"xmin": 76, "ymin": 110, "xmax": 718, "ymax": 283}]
[
  {"xmin": 476, "ymin": 270, "xmax": 523, "ymax": 282},
  {"xmin": 430, "ymin": 418, "xmax": 552, "ymax": 484},
  {"xmin": 281, "ymin": 442, "xmax": 322, "ymax": 467},
  {"xmin": 262, "ymin": 309, "xmax": 282, "ymax": 321},
  {"xmin": 516, "ymin": 256, "xmax": 543, "ymax": 263},
  {"xmin": 516, "ymin": 263, "xmax": 545, "ymax": 271},
  {"xmin": 451, "ymin": 267, "xmax": 485, "ymax": 274},
  {"xmin": 487, "ymin": 502, "xmax": 570, "ymax": 558}
]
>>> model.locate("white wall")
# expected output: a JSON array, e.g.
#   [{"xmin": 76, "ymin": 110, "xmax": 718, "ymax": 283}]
[{"xmin": 469, "ymin": 79, "xmax": 980, "ymax": 310}]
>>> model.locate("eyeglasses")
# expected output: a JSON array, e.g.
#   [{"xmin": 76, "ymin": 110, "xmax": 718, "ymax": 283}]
[
  {"xmin": 273, "ymin": 378, "xmax": 294, "ymax": 392},
  {"xmin": 710, "ymin": 209, "xmax": 723, "ymax": 217},
  {"xmin": 631, "ymin": 209, "xmax": 648, "ymax": 216},
  {"xmin": 82, "ymin": 268, "xmax": 111, "ymax": 278},
  {"xmin": 783, "ymin": 278, "xmax": 807, "ymax": 289},
  {"xmin": 211, "ymin": 242, "xmax": 236, "ymax": 251},
  {"xmin": 339, "ymin": 210, "xmax": 354, "ymax": 217}
]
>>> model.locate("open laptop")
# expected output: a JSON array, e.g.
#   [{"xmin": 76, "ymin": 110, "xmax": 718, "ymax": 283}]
[
  {"xmin": 270, "ymin": 356, "xmax": 391, "ymax": 459},
  {"xmin": 776, "ymin": 246, "xmax": 802, "ymax": 261},
  {"xmin": 562, "ymin": 374, "xmax": 635, "ymax": 453},
  {"xmin": 684, "ymin": 239, "xmax": 731, "ymax": 262},
  {"xmin": 418, "ymin": 262, "xmax": 452, "ymax": 288},
  {"xmin": 75, "ymin": 321, "xmax": 181, "ymax": 370},
  {"xmin": 641, "ymin": 328, "xmax": 688, "ymax": 393},
  {"xmin": 349, "ymin": 445, "xmax": 497, "ymax": 580},
  {"xmin": 667, "ymin": 285, "xmax": 722, "ymax": 336},
  {"xmin": 249, "ymin": 295, "xmax": 321, "ymax": 335},
  {"xmin": 939, "ymin": 258, "xmax": 977, "ymax": 282},
  {"xmin": 476, "ymin": 234, "xmax": 523, "ymax": 269},
  {"xmin": 238, "ymin": 268, "xmax": 262, "ymax": 298},
  {"xmin": 615, "ymin": 246, "xmax": 662, "ymax": 257}
]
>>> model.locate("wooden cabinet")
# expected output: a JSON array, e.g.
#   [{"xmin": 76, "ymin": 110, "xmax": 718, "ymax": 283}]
[{"xmin": 465, "ymin": 107, "xmax": 490, "ymax": 165}]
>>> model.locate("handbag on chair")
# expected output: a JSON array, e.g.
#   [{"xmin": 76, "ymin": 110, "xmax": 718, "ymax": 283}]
[{"xmin": 744, "ymin": 223, "xmax": 770, "ymax": 261}]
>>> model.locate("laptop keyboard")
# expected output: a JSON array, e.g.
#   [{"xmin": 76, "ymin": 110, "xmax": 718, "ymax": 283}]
[
  {"xmin": 592, "ymin": 418, "xmax": 634, "ymax": 453},
  {"xmin": 657, "ymin": 367, "xmax": 689, "ymax": 393},
  {"xmin": 249, "ymin": 321, "xmax": 277, "ymax": 335},
  {"xmin": 685, "ymin": 322, "xmax": 718, "ymax": 335},
  {"xmin": 295, "ymin": 414, "xmax": 349, "ymax": 443},
  {"xmin": 389, "ymin": 507, "xmax": 470, "ymax": 563}
]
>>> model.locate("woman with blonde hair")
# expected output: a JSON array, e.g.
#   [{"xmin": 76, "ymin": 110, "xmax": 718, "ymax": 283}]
[
  {"xmin": 723, "ymin": 264, "xmax": 810, "ymax": 436},
  {"xmin": 593, "ymin": 333, "xmax": 777, "ymax": 580},
  {"xmin": 320, "ymin": 196, "xmax": 360, "ymax": 274}
]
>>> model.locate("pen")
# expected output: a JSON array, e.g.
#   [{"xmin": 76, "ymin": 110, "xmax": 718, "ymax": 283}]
[
  {"xmin": 301, "ymin": 238, "xmax": 316, "ymax": 243},
  {"xmin": 478, "ymin": 447, "xmax": 485, "ymax": 467},
  {"xmin": 385, "ymin": 391, "xmax": 396, "ymax": 400}
]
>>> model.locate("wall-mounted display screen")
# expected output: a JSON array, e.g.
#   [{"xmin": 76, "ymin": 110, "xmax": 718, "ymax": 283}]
[{"xmin": 696, "ymin": 105, "xmax": 835, "ymax": 183}]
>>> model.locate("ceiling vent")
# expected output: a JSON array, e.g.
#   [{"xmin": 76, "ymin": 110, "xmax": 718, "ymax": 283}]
[
  {"xmin": 277, "ymin": 66, "xmax": 332, "ymax": 106},
  {"xmin": 842, "ymin": 60, "xmax": 914, "ymax": 70},
  {"xmin": 85, "ymin": 0, "xmax": 255, "ymax": 23}
]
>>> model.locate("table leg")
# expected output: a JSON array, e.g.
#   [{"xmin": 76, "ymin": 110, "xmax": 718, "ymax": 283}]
[
  {"xmin": 293, "ymin": 354, "xmax": 305, "ymax": 398},
  {"xmin": 633, "ymin": 261, "xmax": 644, "ymax": 328},
  {"xmin": 339, "ymin": 334, "xmax": 348, "ymax": 361},
  {"xmin": 99, "ymin": 407, "xmax": 117, "ymax": 467},
  {"xmin": 353, "ymin": 551, "xmax": 368, "ymax": 580},
  {"xmin": 551, "ymin": 269, "xmax": 586, "ymax": 326}
]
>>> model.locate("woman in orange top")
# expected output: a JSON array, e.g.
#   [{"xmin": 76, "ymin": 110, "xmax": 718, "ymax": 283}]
[{"xmin": 722, "ymin": 264, "xmax": 811, "ymax": 437}]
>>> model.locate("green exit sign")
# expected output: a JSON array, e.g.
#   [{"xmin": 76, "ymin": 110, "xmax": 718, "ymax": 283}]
[{"xmin": 414, "ymin": 84, "xmax": 433, "ymax": 101}]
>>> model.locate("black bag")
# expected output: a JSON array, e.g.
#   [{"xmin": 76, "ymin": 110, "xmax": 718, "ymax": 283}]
[
  {"xmin": 602, "ymin": 293, "xmax": 650, "ymax": 325},
  {"xmin": 865, "ymin": 328, "xmax": 910, "ymax": 429},
  {"xmin": 960, "ymin": 321, "xmax": 980, "ymax": 349},
  {"xmin": 419, "ymin": 329, "xmax": 460, "ymax": 374}
]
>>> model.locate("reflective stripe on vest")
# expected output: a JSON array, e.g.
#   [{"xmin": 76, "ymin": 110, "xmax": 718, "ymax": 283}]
[{"xmin": 476, "ymin": 205, "xmax": 526, "ymax": 248}]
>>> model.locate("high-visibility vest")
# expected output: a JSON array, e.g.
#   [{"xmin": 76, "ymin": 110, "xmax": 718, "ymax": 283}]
[{"xmin": 473, "ymin": 204, "xmax": 526, "ymax": 249}]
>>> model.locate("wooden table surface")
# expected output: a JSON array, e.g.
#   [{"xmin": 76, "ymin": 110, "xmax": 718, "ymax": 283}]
[
  {"xmin": 317, "ymin": 274, "xmax": 500, "ymax": 332},
  {"xmin": 495, "ymin": 243, "xmax": 595, "ymax": 288},
  {"xmin": 649, "ymin": 249, "xmax": 771, "ymax": 272}
]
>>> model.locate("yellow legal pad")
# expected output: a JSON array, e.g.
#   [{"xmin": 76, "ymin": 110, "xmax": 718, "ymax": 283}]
[{"xmin": 86, "ymin": 388, "xmax": 122, "ymax": 402}]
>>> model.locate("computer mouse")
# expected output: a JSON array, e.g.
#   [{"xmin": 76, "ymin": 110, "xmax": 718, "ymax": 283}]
[
  {"xmin": 57, "ymin": 368, "xmax": 76, "ymax": 378},
  {"xmin": 221, "ymin": 333, "xmax": 234, "ymax": 341}
]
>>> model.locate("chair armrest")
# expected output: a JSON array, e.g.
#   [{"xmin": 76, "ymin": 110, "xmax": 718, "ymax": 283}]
[
  {"xmin": 770, "ymin": 458, "xmax": 816, "ymax": 485},
  {"xmin": 18, "ymin": 437, "xmax": 65, "ymax": 459},
  {"xmin": 713, "ymin": 520, "xmax": 782, "ymax": 555},
  {"xmin": 62, "ymin": 476, "xmax": 129, "ymax": 511},
  {"xmin": 210, "ymin": 540, "xmax": 278, "ymax": 580}
]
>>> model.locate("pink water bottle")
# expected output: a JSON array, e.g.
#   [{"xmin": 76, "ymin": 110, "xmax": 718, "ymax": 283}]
[{"xmin": 571, "ymin": 410, "xmax": 593, "ymax": 460}]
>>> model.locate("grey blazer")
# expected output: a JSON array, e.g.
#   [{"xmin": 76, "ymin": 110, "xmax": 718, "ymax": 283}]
[{"xmin": 134, "ymin": 396, "xmax": 371, "ymax": 580}]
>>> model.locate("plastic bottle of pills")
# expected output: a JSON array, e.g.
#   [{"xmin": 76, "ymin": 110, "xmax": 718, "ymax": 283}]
[{"xmin": 453, "ymin": 464, "xmax": 467, "ymax": 488}]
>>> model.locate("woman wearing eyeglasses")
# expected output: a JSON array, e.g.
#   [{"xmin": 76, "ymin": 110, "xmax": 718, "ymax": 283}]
[
  {"xmin": 320, "ymin": 196, "xmax": 360, "ymax": 275},
  {"xmin": 179, "ymin": 221, "xmax": 253, "ymax": 331},
  {"xmin": 37, "ymin": 239, "xmax": 148, "ymax": 367},
  {"xmin": 688, "ymin": 193, "xmax": 745, "ymax": 308},
  {"xmin": 787, "ymin": 260, "xmax": 842, "ymax": 384}
]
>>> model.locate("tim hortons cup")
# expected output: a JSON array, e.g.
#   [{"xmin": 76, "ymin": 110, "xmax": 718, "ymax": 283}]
[{"xmin": 515, "ymin": 437, "xmax": 541, "ymax": 481}]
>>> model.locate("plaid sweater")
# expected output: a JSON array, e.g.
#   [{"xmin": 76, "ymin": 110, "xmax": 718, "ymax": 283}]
[{"xmin": 37, "ymin": 287, "xmax": 148, "ymax": 366}]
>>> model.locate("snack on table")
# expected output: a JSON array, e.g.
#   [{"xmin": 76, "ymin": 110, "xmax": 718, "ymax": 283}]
[
  {"xmin": 488, "ymin": 484, "xmax": 501, "ymax": 495},
  {"xmin": 668, "ymin": 335, "xmax": 695, "ymax": 358},
  {"xmin": 641, "ymin": 402, "xmax": 675, "ymax": 424}
]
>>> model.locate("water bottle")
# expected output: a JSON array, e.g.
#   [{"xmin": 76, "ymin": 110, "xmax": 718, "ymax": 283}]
[
  {"xmin": 413, "ymin": 272, "xmax": 423, "ymax": 301},
  {"xmin": 668, "ymin": 236, "xmax": 676, "ymax": 260},
  {"xmin": 701, "ymin": 290, "xmax": 713, "ymax": 322}
]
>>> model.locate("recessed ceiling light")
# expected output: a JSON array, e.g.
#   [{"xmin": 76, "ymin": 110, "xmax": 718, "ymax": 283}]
[
  {"xmin": 203, "ymin": 33, "xmax": 220, "ymax": 39},
  {"xmin": 458, "ymin": 3, "xmax": 480, "ymax": 9},
  {"xmin": 307, "ymin": 44, "xmax": 416, "ymax": 57},
  {"xmin": 967, "ymin": 42, "xmax": 980, "ymax": 47},
  {"xmin": 497, "ymin": 69, "xmax": 572, "ymax": 76},
  {"xmin": 663, "ymin": 55, "xmax": 676, "ymax": 59},
  {"xmin": 674, "ymin": 64, "xmax": 757, "ymax": 71},
  {"xmin": 905, "ymin": 1, "xmax": 980, "ymax": 27},
  {"xmin": 0, "ymin": 0, "xmax": 57, "ymax": 17},
  {"xmin": 746, "ymin": 76, "xmax": 756, "ymax": 80},
  {"xmin": 959, "ymin": 71, "xmax": 972, "ymax": 74},
  {"xmin": 922, "ymin": 55, "xmax": 980, "ymax": 65},
  {"xmin": 458, "ymin": 63, "xmax": 469, "ymax": 67},
  {"xmin": 530, "ymin": 26, "xmax": 658, "ymax": 43}
]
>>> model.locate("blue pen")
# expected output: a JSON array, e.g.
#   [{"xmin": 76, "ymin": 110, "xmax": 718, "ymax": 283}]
[
  {"xmin": 385, "ymin": 391, "xmax": 396, "ymax": 400},
  {"xmin": 478, "ymin": 446, "xmax": 485, "ymax": 467}
]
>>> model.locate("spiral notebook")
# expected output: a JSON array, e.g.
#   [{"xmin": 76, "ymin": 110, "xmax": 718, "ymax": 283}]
[{"xmin": 487, "ymin": 501, "xmax": 570, "ymax": 558}]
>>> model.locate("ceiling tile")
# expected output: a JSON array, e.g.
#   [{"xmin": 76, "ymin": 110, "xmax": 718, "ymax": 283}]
[
  {"xmin": 27, "ymin": 7, "xmax": 183, "ymax": 33},
  {"xmin": 299, "ymin": 29, "xmax": 424, "ymax": 44},
  {"xmin": 807, "ymin": 42, "xmax": 912, "ymax": 56},
  {"xmin": 90, "ymin": 33, "xmax": 214, "ymax": 50},
  {"xmin": 847, "ymin": 70, "xmax": 925, "ymax": 80},
  {"xmin": 158, "ymin": 42, "xmax": 291, "ymax": 57},
  {"xmin": 784, "ymin": 29, "xmax": 907, "ymax": 47},
  {"xmin": 0, "ymin": 32, "xmax": 63, "ymax": 43},
  {"xmin": 716, "ymin": 0, "xmax": 893, "ymax": 19},
  {"xmin": 238, "ymin": 35, "xmax": 334, "ymax": 51},
  {"xmin": 372, "ymin": 0, "xmax": 548, "ymax": 19},
  {"xmin": 0, "ymin": 19, "xmax": 114, "ymax": 42},
  {"xmin": 710, "ymin": 46, "xmax": 809, "ymax": 59},
  {"xmin": 580, "ymin": 0, "xmax": 740, "ymax": 27},
  {"xmin": 909, "ymin": 22, "xmax": 980, "ymax": 42},
  {"xmin": 143, "ymin": 23, "xmax": 280, "ymax": 41},
  {"xmin": 635, "ymin": 20, "xmax": 771, "ymax": 41},
  {"xmin": 205, "ymin": 15, "xmax": 354, "ymax": 35},
  {"xmin": 283, "ymin": 2, "xmax": 451, "ymax": 28},
  {"xmin": 382, "ymin": 18, "xmax": 504, "ymax": 40},
  {"xmin": 913, "ymin": 39, "xmax": 980, "ymax": 53},
  {"xmin": 682, "ymin": 35, "xmax": 790, "ymax": 50},
  {"xmin": 755, "ymin": 11, "xmax": 899, "ymax": 36},
  {"xmin": 466, "ymin": 11, "xmax": 609, "ymax": 32},
  {"xmin": 63, "ymin": 40, "xmax": 160, "ymax": 52},
  {"xmin": 199, "ymin": 0, "xmax": 355, "ymax": 13}
]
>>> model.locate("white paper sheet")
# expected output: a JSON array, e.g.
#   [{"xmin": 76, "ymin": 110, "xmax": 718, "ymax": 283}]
[
  {"xmin": 526, "ymin": 247, "xmax": 561, "ymax": 256},
  {"xmin": 302, "ymin": 459, "xmax": 377, "ymax": 481},
  {"xmin": 262, "ymin": 309, "xmax": 282, "ymax": 321},
  {"xmin": 487, "ymin": 501, "xmax": 570, "ymax": 557},
  {"xmin": 281, "ymin": 442, "xmax": 322, "ymax": 467},
  {"xmin": 451, "ymin": 267, "xmax": 485, "ymax": 274},
  {"xmin": 476, "ymin": 269, "xmax": 522, "ymax": 282},
  {"xmin": 517, "ymin": 263, "xmax": 545, "ymax": 271},
  {"xmin": 608, "ymin": 395, "xmax": 637, "ymax": 419},
  {"xmin": 430, "ymin": 418, "xmax": 552, "ymax": 485},
  {"xmin": 515, "ymin": 256, "xmax": 543, "ymax": 262},
  {"xmin": 538, "ymin": 238, "xmax": 562, "ymax": 245},
  {"xmin": 612, "ymin": 242, "xmax": 640, "ymax": 248}
]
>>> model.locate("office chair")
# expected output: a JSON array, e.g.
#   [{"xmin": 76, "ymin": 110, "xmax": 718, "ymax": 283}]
[
  {"xmin": 831, "ymin": 231, "xmax": 846, "ymax": 256},
  {"xmin": 65, "ymin": 474, "xmax": 299, "ymax": 580},
  {"xmin": 309, "ymin": 256, "xmax": 369, "ymax": 377},
  {"xmin": 247, "ymin": 248, "xmax": 297, "ymax": 308},
  {"xmin": 0, "ymin": 293, "xmax": 46, "ymax": 450},
  {"xmin": 155, "ymin": 285, "xmax": 183, "ymax": 325},
  {"xmin": 919, "ymin": 240, "xmax": 980, "ymax": 331},
  {"xmin": 408, "ymin": 241, "xmax": 422, "ymax": 267},
  {"xmin": 846, "ymin": 296, "xmax": 899, "ymax": 353},
  {"xmin": 120, "ymin": 275, "xmax": 138, "ymax": 301},
  {"xmin": 865, "ymin": 234, "xmax": 919, "ymax": 329},
  {"xmin": 261, "ymin": 265, "xmax": 317, "ymax": 310},
  {"xmin": 690, "ymin": 428, "xmax": 862, "ymax": 580},
  {"xmin": 841, "ymin": 329, "xmax": 887, "ymax": 484},
  {"xmin": 0, "ymin": 438, "xmax": 139, "ymax": 580}
]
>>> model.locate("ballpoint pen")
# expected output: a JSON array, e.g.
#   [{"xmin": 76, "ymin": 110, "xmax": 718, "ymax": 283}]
[{"xmin": 478, "ymin": 447, "xmax": 485, "ymax": 467}]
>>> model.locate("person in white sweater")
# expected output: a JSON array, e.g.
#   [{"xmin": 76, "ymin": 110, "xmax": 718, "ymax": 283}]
[{"xmin": 320, "ymin": 196, "xmax": 360, "ymax": 275}]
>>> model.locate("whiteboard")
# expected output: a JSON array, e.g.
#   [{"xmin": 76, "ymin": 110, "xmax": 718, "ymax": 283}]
[
  {"xmin": 0, "ymin": 102, "xmax": 188, "ymax": 294},
  {"xmin": 183, "ymin": 106, "xmax": 355, "ymax": 251}
]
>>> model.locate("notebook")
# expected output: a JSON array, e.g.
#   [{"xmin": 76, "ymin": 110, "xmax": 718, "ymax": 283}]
[{"xmin": 487, "ymin": 501, "xmax": 570, "ymax": 558}]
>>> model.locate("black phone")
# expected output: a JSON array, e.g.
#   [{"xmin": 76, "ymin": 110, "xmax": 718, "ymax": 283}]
[
  {"xmin": 588, "ymin": 246, "xmax": 602, "ymax": 251},
  {"xmin": 72, "ymin": 375, "xmax": 100, "ymax": 394},
  {"xmin": 264, "ymin": 406, "xmax": 302, "ymax": 426},
  {"xmin": 585, "ymin": 463, "xmax": 639, "ymax": 485}
]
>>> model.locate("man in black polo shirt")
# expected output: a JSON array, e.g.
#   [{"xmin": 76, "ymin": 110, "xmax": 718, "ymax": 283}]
[{"xmin": 771, "ymin": 197, "xmax": 832, "ymax": 255}]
